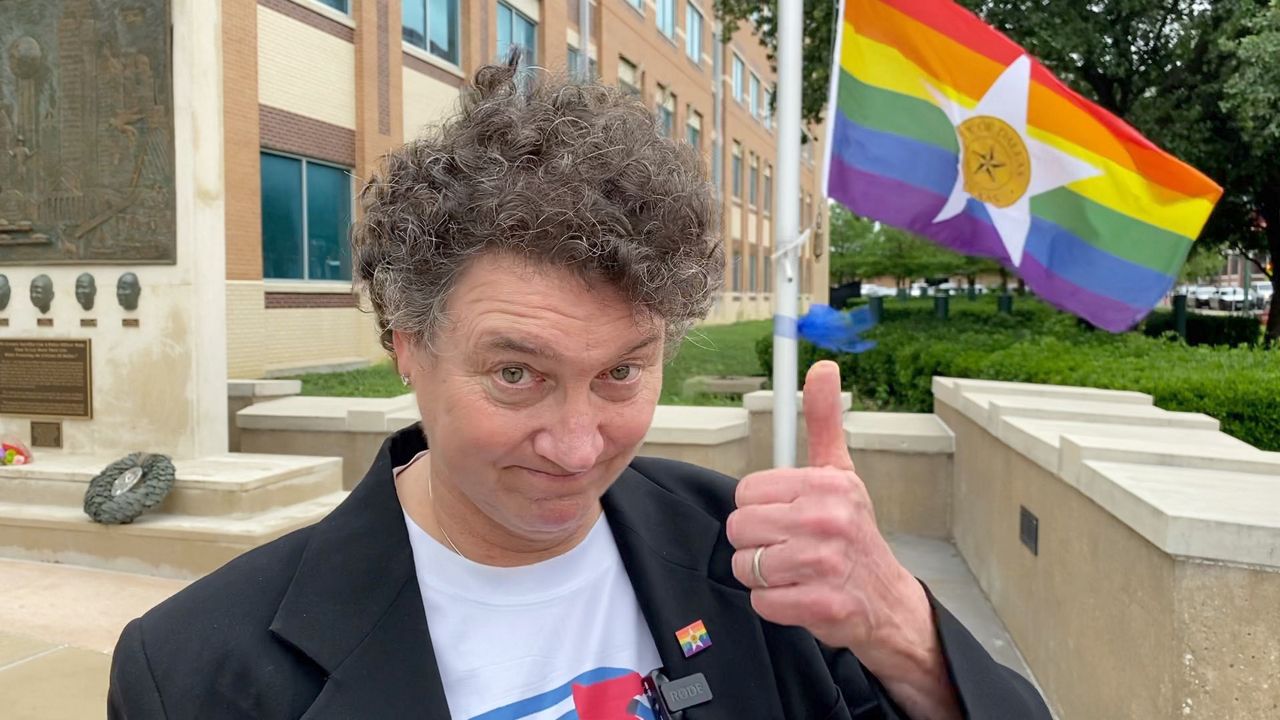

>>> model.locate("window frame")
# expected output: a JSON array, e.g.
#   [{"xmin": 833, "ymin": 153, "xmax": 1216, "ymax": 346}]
[
  {"xmin": 401, "ymin": 0, "xmax": 461, "ymax": 66},
  {"xmin": 497, "ymin": 2, "xmax": 538, "ymax": 67},
  {"xmin": 618, "ymin": 56, "xmax": 641, "ymax": 96},
  {"xmin": 685, "ymin": 3, "xmax": 703, "ymax": 63},
  {"xmin": 686, "ymin": 107, "xmax": 702, "ymax": 150},
  {"xmin": 749, "ymin": 152, "xmax": 759, "ymax": 208},
  {"xmin": 731, "ymin": 54, "xmax": 745, "ymax": 103},
  {"xmin": 657, "ymin": 0, "xmax": 676, "ymax": 39},
  {"xmin": 260, "ymin": 149, "xmax": 354, "ymax": 283},
  {"xmin": 763, "ymin": 164, "xmax": 773, "ymax": 215},
  {"xmin": 731, "ymin": 141, "xmax": 743, "ymax": 200},
  {"xmin": 657, "ymin": 87, "xmax": 677, "ymax": 138},
  {"xmin": 626, "ymin": 0, "xmax": 644, "ymax": 14},
  {"xmin": 312, "ymin": 0, "xmax": 349, "ymax": 14},
  {"xmin": 749, "ymin": 73, "xmax": 760, "ymax": 118}
]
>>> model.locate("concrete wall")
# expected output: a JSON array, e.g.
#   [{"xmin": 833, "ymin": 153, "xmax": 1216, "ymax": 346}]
[{"xmin": 935, "ymin": 377, "xmax": 1280, "ymax": 720}]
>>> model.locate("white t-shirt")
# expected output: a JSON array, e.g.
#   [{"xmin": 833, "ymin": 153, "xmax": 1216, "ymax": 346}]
[{"xmin": 398, "ymin": 455, "xmax": 663, "ymax": 720}]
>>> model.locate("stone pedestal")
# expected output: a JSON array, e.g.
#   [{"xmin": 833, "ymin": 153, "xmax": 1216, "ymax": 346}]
[{"xmin": 0, "ymin": 0, "xmax": 347, "ymax": 578}]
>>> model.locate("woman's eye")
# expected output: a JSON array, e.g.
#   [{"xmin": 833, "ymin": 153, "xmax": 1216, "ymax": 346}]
[{"xmin": 500, "ymin": 367, "xmax": 526, "ymax": 384}]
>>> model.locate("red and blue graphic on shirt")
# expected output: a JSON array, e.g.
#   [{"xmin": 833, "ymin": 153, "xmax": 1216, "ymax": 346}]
[{"xmin": 469, "ymin": 667, "xmax": 655, "ymax": 720}]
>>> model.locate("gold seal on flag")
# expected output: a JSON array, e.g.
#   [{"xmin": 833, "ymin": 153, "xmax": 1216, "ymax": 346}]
[{"xmin": 958, "ymin": 116, "xmax": 1030, "ymax": 208}]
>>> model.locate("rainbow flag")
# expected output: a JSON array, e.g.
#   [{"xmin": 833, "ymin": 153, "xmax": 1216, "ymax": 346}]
[{"xmin": 824, "ymin": 0, "xmax": 1223, "ymax": 331}]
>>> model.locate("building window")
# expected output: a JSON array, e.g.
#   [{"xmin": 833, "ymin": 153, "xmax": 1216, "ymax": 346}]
[
  {"xmin": 618, "ymin": 56, "xmax": 640, "ymax": 96},
  {"xmin": 314, "ymin": 0, "xmax": 349, "ymax": 13},
  {"xmin": 627, "ymin": 0, "xmax": 644, "ymax": 13},
  {"xmin": 764, "ymin": 87, "xmax": 774, "ymax": 129},
  {"xmin": 657, "ymin": 88, "xmax": 676, "ymax": 138},
  {"xmin": 765, "ymin": 256, "xmax": 772, "ymax": 292},
  {"xmin": 567, "ymin": 46, "xmax": 598, "ymax": 79},
  {"xmin": 686, "ymin": 108, "xmax": 702, "ymax": 150},
  {"xmin": 731, "ymin": 251, "xmax": 742, "ymax": 292},
  {"xmin": 403, "ymin": 0, "xmax": 460, "ymax": 64},
  {"xmin": 749, "ymin": 73, "xmax": 760, "ymax": 118},
  {"xmin": 749, "ymin": 253, "xmax": 758, "ymax": 292},
  {"xmin": 749, "ymin": 153, "xmax": 759, "ymax": 207},
  {"xmin": 763, "ymin": 165, "xmax": 773, "ymax": 214},
  {"xmin": 732, "ymin": 54, "xmax": 744, "ymax": 103},
  {"xmin": 261, "ymin": 152, "xmax": 352, "ymax": 281},
  {"xmin": 731, "ymin": 142, "xmax": 742, "ymax": 199},
  {"xmin": 657, "ymin": 0, "xmax": 675, "ymax": 38},
  {"xmin": 497, "ymin": 3, "xmax": 537, "ymax": 66},
  {"xmin": 685, "ymin": 4, "xmax": 703, "ymax": 62}
]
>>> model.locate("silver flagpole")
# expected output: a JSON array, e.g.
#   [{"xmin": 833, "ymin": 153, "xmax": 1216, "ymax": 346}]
[{"xmin": 772, "ymin": 0, "xmax": 803, "ymax": 467}]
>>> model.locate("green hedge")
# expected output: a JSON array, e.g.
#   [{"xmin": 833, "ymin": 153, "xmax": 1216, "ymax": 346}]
[
  {"xmin": 757, "ymin": 304, "xmax": 1280, "ymax": 451},
  {"xmin": 1140, "ymin": 310, "xmax": 1261, "ymax": 347}
]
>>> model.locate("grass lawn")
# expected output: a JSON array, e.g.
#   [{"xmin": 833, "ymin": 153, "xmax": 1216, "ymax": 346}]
[{"xmin": 291, "ymin": 319, "xmax": 773, "ymax": 405}]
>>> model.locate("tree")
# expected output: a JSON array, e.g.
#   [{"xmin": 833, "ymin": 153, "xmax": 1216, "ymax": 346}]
[
  {"xmin": 827, "ymin": 205, "xmax": 881, "ymax": 284},
  {"xmin": 1179, "ymin": 246, "xmax": 1226, "ymax": 285},
  {"xmin": 713, "ymin": 0, "xmax": 837, "ymax": 126},
  {"xmin": 829, "ymin": 205, "xmax": 991, "ymax": 290}
]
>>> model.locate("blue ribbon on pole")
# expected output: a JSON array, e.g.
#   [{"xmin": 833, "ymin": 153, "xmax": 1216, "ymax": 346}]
[{"xmin": 796, "ymin": 304, "xmax": 879, "ymax": 353}]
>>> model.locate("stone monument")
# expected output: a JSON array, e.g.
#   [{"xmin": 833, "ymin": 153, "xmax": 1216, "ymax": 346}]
[{"xmin": 0, "ymin": 0, "xmax": 345, "ymax": 578}]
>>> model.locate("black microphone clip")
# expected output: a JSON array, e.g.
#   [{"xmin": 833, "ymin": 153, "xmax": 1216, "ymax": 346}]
[{"xmin": 642, "ymin": 670, "xmax": 714, "ymax": 719}]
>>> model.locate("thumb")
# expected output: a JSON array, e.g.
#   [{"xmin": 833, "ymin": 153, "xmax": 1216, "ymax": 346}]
[{"xmin": 803, "ymin": 360, "xmax": 854, "ymax": 471}]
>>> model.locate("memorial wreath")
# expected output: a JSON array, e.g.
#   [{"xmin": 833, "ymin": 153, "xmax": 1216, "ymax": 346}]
[{"xmin": 83, "ymin": 452, "xmax": 176, "ymax": 525}]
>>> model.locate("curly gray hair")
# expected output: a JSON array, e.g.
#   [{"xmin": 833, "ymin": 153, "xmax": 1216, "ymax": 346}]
[{"xmin": 352, "ymin": 55, "xmax": 724, "ymax": 356}]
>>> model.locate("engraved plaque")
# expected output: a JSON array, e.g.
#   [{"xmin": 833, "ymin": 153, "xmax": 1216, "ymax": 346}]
[
  {"xmin": 0, "ymin": 338, "xmax": 92, "ymax": 418},
  {"xmin": 0, "ymin": 0, "xmax": 176, "ymax": 265},
  {"xmin": 31, "ymin": 420, "xmax": 62, "ymax": 448}
]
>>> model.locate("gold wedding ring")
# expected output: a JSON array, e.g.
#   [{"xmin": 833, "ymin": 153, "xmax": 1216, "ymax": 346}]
[{"xmin": 752, "ymin": 545, "xmax": 770, "ymax": 588}]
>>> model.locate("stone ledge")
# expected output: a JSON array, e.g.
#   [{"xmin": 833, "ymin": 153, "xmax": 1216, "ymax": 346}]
[
  {"xmin": 643, "ymin": 406, "xmax": 749, "ymax": 445},
  {"xmin": 844, "ymin": 412, "xmax": 955, "ymax": 455},
  {"xmin": 236, "ymin": 395, "xmax": 415, "ymax": 432},
  {"xmin": 932, "ymin": 376, "xmax": 1152, "ymax": 409},
  {"xmin": 993, "ymin": 416, "xmax": 1252, "ymax": 475},
  {"xmin": 743, "ymin": 390, "xmax": 853, "ymax": 413},
  {"xmin": 1074, "ymin": 461, "xmax": 1280, "ymax": 568},
  {"xmin": 936, "ymin": 378, "xmax": 1280, "ymax": 569},
  {"xmin": 227, "ymin": 379, "xmax": 302, "ymax": 398}
]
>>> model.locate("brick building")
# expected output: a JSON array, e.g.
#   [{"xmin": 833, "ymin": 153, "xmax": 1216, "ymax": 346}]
[{"xmin": 223, "ymin": 0, "xmax": 828, "ymax": 377}]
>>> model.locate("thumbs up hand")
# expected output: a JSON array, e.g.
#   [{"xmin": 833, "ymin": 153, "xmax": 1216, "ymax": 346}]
[{"xmin": 726, "ymin": 361, "xmax": 960, "ymax": 719}]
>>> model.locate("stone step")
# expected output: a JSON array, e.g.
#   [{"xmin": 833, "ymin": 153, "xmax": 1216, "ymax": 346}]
[
  {"xmin": 0, "ymin": 453, "xmax": 343, "ymax": 516},
  {"xmin": 0, "ymin": 491, "xmax": 348, "ymax": 579}
]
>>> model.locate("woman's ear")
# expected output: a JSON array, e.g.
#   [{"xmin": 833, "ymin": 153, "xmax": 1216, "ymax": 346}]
[{"xmin": 391, "ymin": 330, "xmax": 417, "ymax": 380}]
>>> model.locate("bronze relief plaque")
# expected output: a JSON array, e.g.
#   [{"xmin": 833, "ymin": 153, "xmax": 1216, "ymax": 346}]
[
  {"xmin": 0, "ymin": 338, "xmax": 93, "ymax": 418},
  {"xmin": 0, "ymin": 0, "xmax": 175, "ymax": 265}
]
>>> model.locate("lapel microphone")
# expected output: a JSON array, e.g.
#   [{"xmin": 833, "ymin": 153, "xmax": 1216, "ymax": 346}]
[{"xmin": 642, "ymin": 670, "xmax": 714, "ymax": 718}]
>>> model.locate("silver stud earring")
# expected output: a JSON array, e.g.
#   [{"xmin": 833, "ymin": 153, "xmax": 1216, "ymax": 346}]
[{"xmin": 400, "ymin": 374, "xmax": 410, "ymax": 387}]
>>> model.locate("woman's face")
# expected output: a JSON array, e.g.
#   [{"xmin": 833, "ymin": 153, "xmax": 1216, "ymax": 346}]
[{"xmin": 395, "ymin": 254, "xmax": 665, "ymax": 546}]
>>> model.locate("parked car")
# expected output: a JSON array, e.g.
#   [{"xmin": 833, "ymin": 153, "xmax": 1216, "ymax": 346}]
[
  {"xmin": 1215, "ymin": 286, "xmax": 1246, "ymax": 311},
  {"xmin": 1251, "ymin": 284, "xmax": 1273, "ymax": 310},
  {"xmin": 1191, "ymin": 285, "xmax": 1218, "ymax": 308}
]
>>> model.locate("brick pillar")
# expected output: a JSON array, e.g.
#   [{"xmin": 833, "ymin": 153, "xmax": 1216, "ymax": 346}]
[
  {"xmin": 353, "ymin": 0, "xmax": 405, "ymax": 194},
  {"xmin": 542, "ymin": 0, "xmax": 570, "ymax": 73},
  {"xmin": 222, "ymin": 0, "xmax": 262, "ymax": 282}
]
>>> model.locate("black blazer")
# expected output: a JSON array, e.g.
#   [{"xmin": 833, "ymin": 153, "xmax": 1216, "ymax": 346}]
[{"xmin": 108, "ymin": 426, "xmax": 1050, "ymax": 719}]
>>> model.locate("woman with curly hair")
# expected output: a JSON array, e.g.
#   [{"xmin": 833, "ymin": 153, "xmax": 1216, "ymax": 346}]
[{"xmin": 109, "ymin": 56, "xmax": 1048, "ymax": 720}]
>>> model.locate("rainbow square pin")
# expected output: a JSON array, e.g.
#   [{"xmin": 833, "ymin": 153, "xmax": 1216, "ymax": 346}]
[{"xmin": 676, "ymin": 619, "xmax": 712, "ymax": 658}]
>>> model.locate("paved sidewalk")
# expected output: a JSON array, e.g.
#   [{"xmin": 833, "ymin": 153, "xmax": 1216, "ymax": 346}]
[
  {"xmin": 0, "ymin": 559, "xmax": 187, "ymax": 720},
  {"xmin": 0, "ymin": 537, "xmax": 1042, "ymax": 718}
]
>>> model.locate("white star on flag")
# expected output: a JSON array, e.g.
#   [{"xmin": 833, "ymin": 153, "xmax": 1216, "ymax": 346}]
[{"xmin": 925, "ymin": 55, "xmax": 1101, "ymax": 266}]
